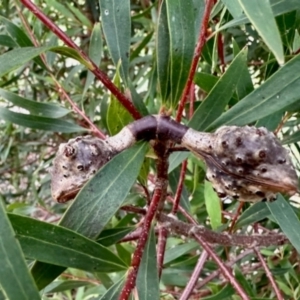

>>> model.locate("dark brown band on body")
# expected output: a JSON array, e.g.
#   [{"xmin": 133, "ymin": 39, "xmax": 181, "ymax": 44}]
[
  {"xmin": 157, "ymin": 115, "xmax": 189, "ymax": 143},
  {"xmin": 128, "ymin": 115, "xmax": 158, "ymax": 141},
  {"xmin": 128, "ymin": 115, "xmax": 189, "ymax": 143}
]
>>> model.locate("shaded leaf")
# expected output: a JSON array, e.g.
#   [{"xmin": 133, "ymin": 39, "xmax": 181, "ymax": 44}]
[
  {"xmin": 164, "ymin": 242, "xmax": 198, "ymax": 265},
  {"xmin": 267, "ymin": 195, "xmax": 300, "ymax": 254},
  {"xmin": 9, "ymin": 214, "xmax": 127, "ymax": 273},
  {"xmin": 189, "ymin": 48, "xmax": 248, "ymax": 131},
  {"xmin": 209, "ymin": 54, "xmax": 300, "ymax": 129},
  {"xmin": 136, "ymin": 228, "xmax": 159, "ymax": 300},
  {"xmin": 235, "ymin": 202, "xmax": 270, "ymax": 229},
  {"xmin": 97, "ymin": 227, "xmax": 135, "ymax": 247},
  {"xmin": 202, "ymin": 284, "xmax": 234, "ymax": 300},
  {"xmin": 204, "ymin": 180, "xmax": 222, "ymax": 230},
  {"xmin": 0, "ymin": 107, "xmax": 86, "ymax": 133},
  {"xmin": 0, "ymin": 201, "xmax": 40, "ymax": 300},
  {"xmin": 0, "ymin": 88, "xmax": 70, "ymax": 118},
  {"xmin": 100, "ymin": 0, "xmax": 130, "ymax": 84},
  {"xmin": 166, "ymin": 0, "xmax": 195, "ymax": 107},
  {"xmin": 97, "ymin": 277, "xmax": 125, "ymax": 300},
  {"xmin": 82, "ymin": 22, "xmax": 103, "ymax": 99}
]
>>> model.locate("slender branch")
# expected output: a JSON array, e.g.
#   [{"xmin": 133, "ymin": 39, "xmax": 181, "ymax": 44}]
[
  {"xmin": 196, "ymin": 248, "xmax": 254, "ymax": 289},
  {"xmin": 172, "ymin": 160, "xmax": 188, "ymax": 214},
  {"xmin": 193, "ymin": 233, "xmax": 250, "ymax": 300},
  {"xmin": 158, "ymin": 213, "xmax": 288, "ymax": 247},
  {"xmin": 157, "ymin": 226, "xmax": 168, "ymax": 278},
  {"xmin": 176, "ymin": 0, "xmax": 215, "ymax": 121},
  {"xmin": 15, "ymin": 1, "xmax": 106, "ymax": 138},
  {"xmin": 254, "ymin": 247, "xmax": 284, "ymax": 300},
  {"xmin": 20, "ymin": 0, "xmax": 142, "ymax": 120},
  {"xmin": 118, "ymin": 141, "xmax": 169, "ymax": 300},
  {"xmin": 179, "ymin": 250, "xmax": 208, "ymax": 300}
]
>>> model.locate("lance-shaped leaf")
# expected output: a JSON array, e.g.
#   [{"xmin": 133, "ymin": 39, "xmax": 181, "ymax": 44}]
[
  {"xmin": 209, "ymin": 54, "xmax": 300, "ymax": 129},
  {"xmin": 0, "ymin": 88, "xmax": 70, "ymax": 118},
  {"xmin": 0, "ymin": 107, "xmax": 86, "ymax": 133},
  {"xmin": 31, "ymin": 142, "xmax": 148, "ymax": 289},
  {"xmin": 166, "ymin": 0, "xmax": 195, "ymax": 107},
  {"xmin": 9, "ymin": 214, "xmax": 127, "ymax": 273},
  {"xmin": 100, "ymin": 0, "xmax": 130, "ymax": 84},
  {"xmin": 136, "ymin": 228, "xmax": 160, "ymax": 300},
  {"xmin": 0, "ymin": 201, "xmax": 40, "ymax": 299},
  {"xmin": 237, "ymin": 0, "xmax": 284, "ymax": 65},
  {"xmin": 267, "ymin": 195, "xmax": 300, "ymax": 254}
]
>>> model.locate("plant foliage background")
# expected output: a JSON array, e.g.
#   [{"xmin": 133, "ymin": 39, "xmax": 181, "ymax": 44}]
[{"xmin": 1, "ymin": 0, "xmax": 300, "ymax": 299}]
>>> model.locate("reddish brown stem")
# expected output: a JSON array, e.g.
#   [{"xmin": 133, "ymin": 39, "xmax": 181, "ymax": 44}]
[
  {"xmin": 20, "ymin": 0, "xmax": 142, "ymax": 120},
  {"xmin": 254, "ymin": 248, "xmax": 284, "ymax": 300},
  {"xmin": 119, "ymin": 142, "xmax": 169, "ymax": 300},
  {"xmin": 172, "ymin": 160, "xmax": 188, "ymax": 214},
  {"xmin": 229, "ymin": 201, "xmax": 244, "ymax": 233},
  {"xmin": 176, "ymin": 0, "xmax": 215, "ymax": 122},
  {"xmin": 193, "ymin": 233, "xmax": 250, "ymax": 300},
  {"xmin": 179, "ymin": 250, "xmax": 208, "ymax": 300},
  {"xmin": 157, "ymin": 226, "xmax": 168, "ymax": 278}
]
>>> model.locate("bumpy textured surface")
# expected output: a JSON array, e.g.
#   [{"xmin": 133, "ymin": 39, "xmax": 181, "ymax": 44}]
[
  {"xmin": 204, "ymin": 126, "xmax": 298, "ymax": 202},
  {"xmin": 50, "ymin": 136, "xmax": 113, "ymax": 203}
]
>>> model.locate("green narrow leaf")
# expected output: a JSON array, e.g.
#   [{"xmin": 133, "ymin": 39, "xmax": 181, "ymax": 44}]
[
  {"xmin": 166, "ymin": 0, "xmax": 195, "ymax": 107},
  {"xmin": 237, "ymin": 0, "xmax": 284, "ymax": 65},
  {"xmin": 267, "ymin": 195, "xmax": 300, "ymax": 254},
  {"xmin": 0, "ymin": 34, "xmax": 18, "ymax": 47},
  {"xmin": 204, "ymin": 180, "xmax": 222, "ymax": 230},
  {"xmin": 9, "ymin": 214, "xmax": 127, "ymax": 273},
  {"xmin": 0, "ymin": 88, "xmax": 70, "ymax": 118},
  {"xmin": 190, "ymin": 47, "xmax": 248, "ymax": 131},
  {"xmin": 235, "ymin": 202, "xmax": 270, "ymax": 229},
  {"xmin": 66, "ymin": 3, "xmax": 93, "ymax": 29},
  {"xmin": 0, "ymin": 46, "xmax": 52, "ymax": 77},
  {"xmin": 100, "ymin": 0, "xmax": 130, "ymax": 84},
  {"xmin": 0, "ymin": 201, "xmax": 40, "ymax": 299},
  {"xmin": 0, "ymin": 107, "xmax": 86, "ymax": 133},
  {"xmin": 97, "ymin": 227, "xmax": 134, "ymax": 247},
  {"xmin": 282, "ymin": 130, "xmax": 300, "ymax": 145},
  {"xmin": 98, "ymin": 277, "xmax": 125, "ymax": 300},
  {"xmin": 209, "ymin": 54, "xmax": 300, "ymax": 129},
  {"xmin": 107, "ymin": 65, "xmax": 133, "ymax": 135},
  {"xmin": 82, "ymin": 22, "xmax": 103, "ymax": 99},
  {"xmin": 202, "ymin": 284, "xmax": 234, "ymax": 300},
  {"xmin": 0, "ymin": 16, "xmax": 45, "ymax": 68},
  {"xmin": 157, "ymin": 0, "xmax": 171, "ymax": 102},
  {"xmin": 136, "ymin": 228, "xmax": 160, "ymax": 300},
  {"xmin": 32, "ymin": 142, "xmax": 148, "ymax": 289}
]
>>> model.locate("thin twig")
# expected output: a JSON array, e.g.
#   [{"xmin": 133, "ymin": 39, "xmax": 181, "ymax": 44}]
[
  {"xmin": 20, "ymin": 0, "xmax": 142, "ymax": 120},
  {"xmin": 196, "ymin": 248, "xmax": 254, "ymax": 289},
  {"xmin": 158, "ymin": 213, "xmax": 288, "ymax": 247},
  {"xmin": 179, "ymin": 250, "xmax": 208, "ymax": 300},
  {"xmin": 176, "ymin": 0, "xmax": 215, "ymax": 121},
  {"xmin": 157, "ymin": 226, "xmax": 168, "ymax": 278},
  {"xmin": 193, "ymin": 233, "xmax": 250, "ymax": 300},
  {"xmin": 16, "ymin": 1, "xmax": 106, "ymax": 138},
  {"xmin": 254, "ymin": 247, "xmax": 284, "ymax": 300},
  {"xmin": 172, "ymin": 160, "xmax": 188, "ymax": 214}
]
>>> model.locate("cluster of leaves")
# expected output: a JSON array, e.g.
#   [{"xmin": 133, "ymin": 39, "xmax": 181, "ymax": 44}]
[{"xmin": 1, "ymin": 0, "xmax": 300, "ymax": 299}]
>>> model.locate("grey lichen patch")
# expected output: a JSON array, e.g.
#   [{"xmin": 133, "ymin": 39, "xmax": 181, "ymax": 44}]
[{"xmin": 50, "ymin": 136, "xmax": 113, "ymax": 203}]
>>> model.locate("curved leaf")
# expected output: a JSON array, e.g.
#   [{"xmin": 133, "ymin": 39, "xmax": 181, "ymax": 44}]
[
  {"xmin": 166, "ymin": 0, "xmax": 195, "ymax": 107},
  {"xmin": 0, "ymin": 88, "xmax": 70, "ymax": 118},
  {"xmin": 237, "ymin": 0, "xmax": 284, "ymax": 65},
  {"xmin": 209, "ymin": 54, "xmax": 300, "ymax": 129},
  {"xmin": 9, "ymin": 214, "xmax": 127, "ymax": 273},
  {"xmin": 0, "ymin": 107, "xmax": 86, "ymax": 133},
  {"xmin": 267, "ymin": 195, "xmax": 300, "ymax": 254},
  {"xmin": 100, "ymin": 0, "xmax": 130, "ymax": 84},
  {"xmin": 136, "ymin": 228, "xmax": 159, "ymax": 300},
  {"xmin": 0, "ymin": 46, "xmax": 52, "ymax": 77},
  {"xmin": 0, "ymin": 201, "xmax": 40, "ymax": 300},
  {"xmin": 189, "ymin": 48, "xmax": 248, "ymax": 131}
]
